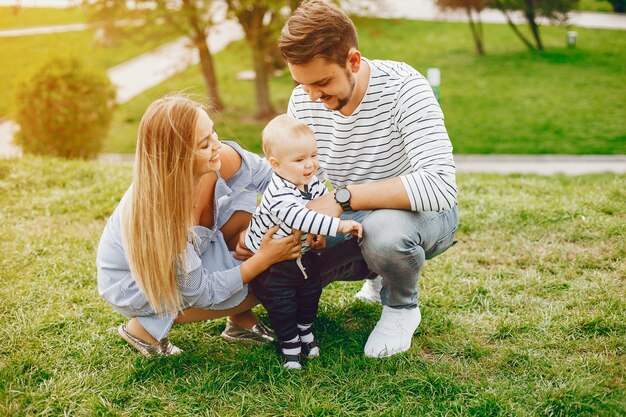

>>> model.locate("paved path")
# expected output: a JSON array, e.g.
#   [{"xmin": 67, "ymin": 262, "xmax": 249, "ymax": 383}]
[
  {"xmin": 0, "ymin": 22, "xmax": 88, "ymax": 36},
  {"xmin": 109, "ymin": 20, "xmax": 243, "ymax": 104},
  {"xmin": 97, "ymin": 152, "xmax": 626, "ymax": 174},
  {"xmin": 350, "ymin": 0, "xmax": 626, "ymax": 30},
  {"xmin": 454, "ymin": 155, "xmax": 626, "ymax": 175},
  {"xmin": 0, "ymin": 121, "xmax": 19, "ymax": 158},
  {"xmin": 0, "ymin": 0, "xmax": 78, "ymax": 7}
]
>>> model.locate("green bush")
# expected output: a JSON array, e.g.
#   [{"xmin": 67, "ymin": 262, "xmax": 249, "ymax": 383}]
[
  {"xmin": 13, "ymin": 55, "xmax": 115, "ymax": 159},
  {"xmin": 608, "ymin": 0, "xmax": 626, "ymax": 12}
]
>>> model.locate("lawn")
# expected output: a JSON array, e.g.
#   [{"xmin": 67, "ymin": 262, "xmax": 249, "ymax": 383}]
[
  {"xmin": 104, "ymin": 18, "xmax": 626, "ymax": 155},
  {"xmin": 0, "ymin": 26, "xmax": 180, "ymax": 118},
  {"xmin": 0, "ymin": 6, "xmax": 86, "ymax": 29},
  {"xmin": 0, "ymin": 157, "xmax": 624, "ymax": 416},
  {"xmin": 577, "ymin": 0, "xmax": 615, "ymax": 12}
]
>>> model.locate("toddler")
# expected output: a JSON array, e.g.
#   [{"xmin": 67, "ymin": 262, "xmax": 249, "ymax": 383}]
[{"xmin": 245, "ymin": 114, "xmax": 361, "ymax": 369}]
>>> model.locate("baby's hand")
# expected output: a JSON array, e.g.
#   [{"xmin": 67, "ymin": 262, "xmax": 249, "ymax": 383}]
[
  {"xmin": 307, "ymin": 234, "xmax": 326, "ymax": 250},
  {"xmin": 338, "ymin": 220, "xmax": 363, "ymax": 238}
]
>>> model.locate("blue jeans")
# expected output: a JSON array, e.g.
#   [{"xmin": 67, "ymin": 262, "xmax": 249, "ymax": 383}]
[{"xmin": 317, "ymin": 205, "xmax": 459, "ymax": 309}]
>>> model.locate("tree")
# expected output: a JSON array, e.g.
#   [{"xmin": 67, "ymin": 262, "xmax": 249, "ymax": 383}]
[
  {"xmin": 87, "ymin": 0, "xmax": 224, "ymax": 109},
  {"xmin": 224, "ymin": 0, "xmax": 296, "ymax": 120},
  {"xmin": 226, "ymin": 0, "xmax": 284, "ymax": 120},
  {"xmin": 13, "ymin": 55, "xmax": 115, "ymax": 159},
  {"xmin": 607, "ymin": 0, "xmax": 625, "ymax": 12},
  {"xmin": 494, "ymin": 0, "xmax": 579, "ymax": 51},
  {"xmin": 436, "ymin": 0, "xmax": 491, "ymax": 55}
]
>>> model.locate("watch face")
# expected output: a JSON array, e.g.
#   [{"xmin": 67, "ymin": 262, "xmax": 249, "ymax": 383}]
[{"xmin": 336, "ymin": 187, "xmax": 351, "ymax": 203}]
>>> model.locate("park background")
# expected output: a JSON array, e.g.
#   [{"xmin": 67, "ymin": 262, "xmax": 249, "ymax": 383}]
[{"xmin": 0, "ymin": 0, "xmax": 624, "ymax": 415}]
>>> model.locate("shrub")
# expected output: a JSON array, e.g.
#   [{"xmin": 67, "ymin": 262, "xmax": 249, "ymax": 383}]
[
  {"xmin": 12, "ymin": 55, "xmax": 116, "ymax": 159},
  {"xmin": 608, "ymin": 0, "xmax": 625, "ymax": 12}
]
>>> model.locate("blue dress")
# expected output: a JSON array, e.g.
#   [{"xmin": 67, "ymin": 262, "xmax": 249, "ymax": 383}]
[{"xmin": 96, "ymin": 142, "xmax": 273, "ymax": 341}]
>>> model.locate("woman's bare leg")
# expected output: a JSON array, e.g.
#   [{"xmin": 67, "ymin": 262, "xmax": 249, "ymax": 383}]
[
  {"xmin": 174, "ymin": 292, "xmax": 259, "ymax": 324},
  {"xmin": 124, "ymin": 293, "xmax": 261, "ymax": 346},
  {"xmin": 126, "ymin": 318, "xmax": 159, "ymax": 344}
]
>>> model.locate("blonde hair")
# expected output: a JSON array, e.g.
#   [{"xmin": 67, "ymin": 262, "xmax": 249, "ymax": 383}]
[
  {"xmin": 262, "ymin": 114, "xmax": 313, "ymax": 158},
  {"xmin": 122, "ymin": 94, "xmax": 208, "ymax": 315}
]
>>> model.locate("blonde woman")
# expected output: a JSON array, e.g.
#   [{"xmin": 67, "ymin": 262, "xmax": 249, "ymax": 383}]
[{"xmin": 97, "ymin": 94, "xmax": 301, "ymax": 356}]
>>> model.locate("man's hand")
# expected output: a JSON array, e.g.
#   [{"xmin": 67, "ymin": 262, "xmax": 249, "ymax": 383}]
[
  {"xmin": 306, "ymin": 192, "xmax": 342, "ymax": 217},
  {"xmin": 234, "ymin": 228, "xmax": 255, "ymax": 260}
]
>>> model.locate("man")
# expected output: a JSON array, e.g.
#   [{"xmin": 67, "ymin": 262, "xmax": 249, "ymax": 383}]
[{"xmin": 278, "ymin": 0, "xmax": 459, "ymax": 358}]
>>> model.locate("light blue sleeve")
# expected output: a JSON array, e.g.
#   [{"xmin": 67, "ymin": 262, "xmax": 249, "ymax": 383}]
[
  {"xmin": 225, "ymin": 141, "xmax": 273, "ymax": 194},
  {"xmin": 215, "ymin": 141, "xmax": 273, "ymax": 228}
]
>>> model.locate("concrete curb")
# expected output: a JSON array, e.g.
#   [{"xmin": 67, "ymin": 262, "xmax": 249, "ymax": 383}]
[
  {"xmin": 454, "ymin": 154, "xmax": 626, "ymax": 175},
  {"xmin": 92, "ymin": 153, "xmax": 626, "ymax": 175}
]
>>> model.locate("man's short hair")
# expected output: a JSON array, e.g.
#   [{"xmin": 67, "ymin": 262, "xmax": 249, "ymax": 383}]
[{"xmin": 279, "ymin": 0, "xmax": 358, "ymax": 66}]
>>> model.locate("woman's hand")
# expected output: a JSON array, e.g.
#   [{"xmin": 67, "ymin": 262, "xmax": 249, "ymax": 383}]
[
  {"xmin": 257, "ymin": 225, "xmax": 302, "ymax": 263},
  {"xmin": 234, "ymin": 228, "xmax": 255, "ymax": 261},
  {"xmin": 239, "ymin": 226, "xmax": 302, "ymax": 284}
]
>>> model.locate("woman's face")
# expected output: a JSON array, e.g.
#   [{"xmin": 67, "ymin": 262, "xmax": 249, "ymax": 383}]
[{"xmin": 193, "ymin": 110, "xmax": 222, "ymax": 176}]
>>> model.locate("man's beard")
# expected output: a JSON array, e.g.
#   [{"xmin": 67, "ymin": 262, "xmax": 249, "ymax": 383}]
[{"xmin": 325, "ymin": 69, "xmax": 356, "ymax": 111}]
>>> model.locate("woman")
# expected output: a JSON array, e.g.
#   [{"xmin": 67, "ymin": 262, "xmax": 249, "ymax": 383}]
[{"xmin": 97, "ymin": 94, "xmax": 301, "ymax": 356}]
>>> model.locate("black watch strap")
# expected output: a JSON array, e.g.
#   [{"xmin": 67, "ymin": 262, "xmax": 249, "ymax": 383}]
[{"xmin": 335, "ymin": 186, "xmax": 352, "ymax": 211}]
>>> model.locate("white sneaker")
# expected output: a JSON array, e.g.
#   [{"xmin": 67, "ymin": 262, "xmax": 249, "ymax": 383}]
[
  {"xmin": 364, "ymin": 305, "xmax": 421, "ymax": 358},
  {"xmin": 355, "ymin": 275, "xmax": 383, "ymax": 304}
]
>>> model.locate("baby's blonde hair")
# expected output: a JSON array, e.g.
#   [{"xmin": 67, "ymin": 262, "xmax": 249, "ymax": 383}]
[{"xmin": 262, "ymin": 114, "xmax": 313, "ymax": 158}]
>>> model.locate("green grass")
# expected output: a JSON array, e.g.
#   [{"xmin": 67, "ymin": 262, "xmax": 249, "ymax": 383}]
[
  {"xmin": 103, "ymin": 37, "xmax": 293, "ymax": 155},
  {"xmin": 365, "ymin": 18, "xmax": 626, "ymax": 154},
  {"xmin": 1, "ymin": 157, "xmax": 624, "ymax": 416},
  {"xmin": 0, "ymin": 27, "xmax": 180, "ymax": 118},
  {"xmin": 577, "ymin": 0, "xmax": 615, "ymax": 12},
  {"xmin": 104, "ymin": 19, "xmax": 626, "ymax": 155},
  {"xmin": 0, "ymin": 6, "xmax": 86, "ymax": 29}
]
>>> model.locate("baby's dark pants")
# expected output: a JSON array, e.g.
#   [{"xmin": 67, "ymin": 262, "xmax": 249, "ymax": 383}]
[{"xmin": 250, "ymin": 252, "xmax": 321, "ymax": 342}]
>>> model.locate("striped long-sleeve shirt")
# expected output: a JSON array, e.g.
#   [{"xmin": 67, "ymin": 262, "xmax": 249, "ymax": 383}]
[
  {"xmin": 288, "ymin": 58, "xmax": 457, "ymax": 212},
  {"xmin": 245, "ymin": 173, "xmax": 340, "ymax": 253}
]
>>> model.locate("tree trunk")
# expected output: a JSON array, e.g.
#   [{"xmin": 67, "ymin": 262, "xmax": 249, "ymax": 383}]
[
  {"xmin": 524, "ymin": 0, "xmax": 543, "ymax": 50},
  {"xmin": 181, "ymin": 0, "xmax": 223, "ymax": 109},
  {"xmin": 195, "ymin": 33, "xmax": 224, "ymax": 110},
  {"xmin": 240, "ymin": 7, "xmax": 275, "ymax": 120},
  {"xmin": 466, "ymin": 8, "xmax": 485, "ymax": 56},
  {"xmin": 251, "ymin": 40, "xmax": 276, "ymax": 120},
  {"xmin": 493, "ymin": 0, "xmax": 536, "ymax": 51}
]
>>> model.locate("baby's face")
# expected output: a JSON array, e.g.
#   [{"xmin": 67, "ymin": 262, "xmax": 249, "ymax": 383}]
[{"xmin": 271, "ymin": 132, "xmax": 319, "ymax": 189}]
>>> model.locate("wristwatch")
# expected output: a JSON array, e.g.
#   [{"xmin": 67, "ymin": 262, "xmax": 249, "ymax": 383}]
[{"xmin": 334, "ymin": 186, "xmax": 352, "ymax": 211}]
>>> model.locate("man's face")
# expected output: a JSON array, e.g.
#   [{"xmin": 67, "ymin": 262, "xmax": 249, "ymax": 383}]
[{"xmin": 288, "ymin": 57, "xmax": 356, "ymax": 112}]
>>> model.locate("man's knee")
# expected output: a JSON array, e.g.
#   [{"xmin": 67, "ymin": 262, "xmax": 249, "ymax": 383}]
[{"xmin": 361, "ymin": 209, "xmax": 416, "ymax": 255}]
